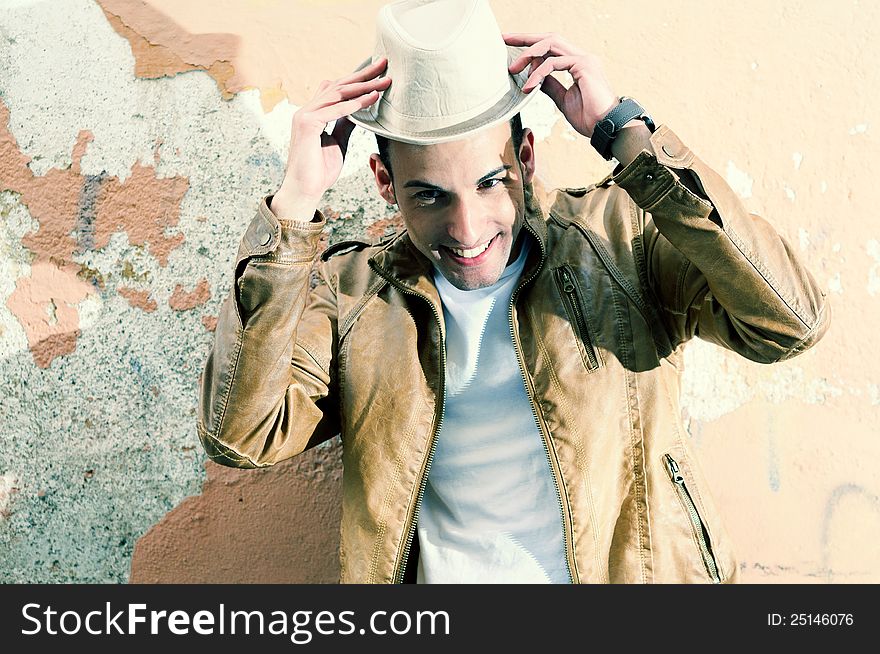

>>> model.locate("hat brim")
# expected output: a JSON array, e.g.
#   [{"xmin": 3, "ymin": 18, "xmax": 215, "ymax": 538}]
[{"xmin": 347, "ymin": 44, "xmax": 541, "ymax": 145}]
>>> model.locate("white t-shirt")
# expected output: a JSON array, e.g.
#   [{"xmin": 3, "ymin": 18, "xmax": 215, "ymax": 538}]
[{"xmin": 416, "ymin": 238, "xmax": 569, "ymax": 583}]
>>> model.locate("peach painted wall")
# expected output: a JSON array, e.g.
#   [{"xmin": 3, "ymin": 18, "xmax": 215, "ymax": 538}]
[{"xmin": 0, "ymin": 0, "xmax": 876, "ymax": 583}]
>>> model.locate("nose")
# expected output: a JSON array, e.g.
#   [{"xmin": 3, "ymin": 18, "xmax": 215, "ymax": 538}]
[{"xmin": 445, "ymin": 195, "xmax": 486, "ymax": 248}]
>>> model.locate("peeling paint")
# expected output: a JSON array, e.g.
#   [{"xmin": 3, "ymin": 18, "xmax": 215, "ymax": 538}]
[
  {"xmin": 168, "ymin": 278, "xmax": 210, "ymax": 311},
  {"xmin": 867, "ymin": 240, "xmax": 880, "ymax": 296},
  {"xmin": 92, "ymin": 162, "xmax": 189, "ymax": 266},
  {"xmin": 0, "ymin": 0, "xmax": 875, "ymax": 586},
  {"xmin": 0, "ymin": 96, "xmax": 189, "ymax": 365},
  {"xmin": 118, "ymin": 286, "xmax": 158, "ymax": 312},
  {"xmin": 98, "ymin": 3, "xmax": 237, "ymax": 100},
  {"xmin": 0, "ymin": 473, "xmax": 19, "ymax": 518},
  {"xmin": 798, "ymin": 228, "xmax": 810, "ymax": 251},
  {"xmin": 827, "ymin": 272, "xmax": 843, "ymax": 294},
  {"xmin": 6, "ymin": 262, "xmax": 93, "ymax": 368},
  {"xmin": 725, "ymin": 160, "xmax": 753, "ymax": 199}
]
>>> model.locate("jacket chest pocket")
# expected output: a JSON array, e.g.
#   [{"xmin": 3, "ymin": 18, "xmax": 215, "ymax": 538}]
[
  {"xmin": 663, "ymin": 453, "xmax": 722, "ymax": 583},
  {"xmin": 553, "ymin": 265, "xmax": 604, "ymax": 372}
]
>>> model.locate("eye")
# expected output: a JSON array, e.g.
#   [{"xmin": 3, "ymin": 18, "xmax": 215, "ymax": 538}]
[
  {"xmin": 479, "ymin": 178, "xmax": 504, "ymax": 190},
  {"xmin": 413, "ymin": 189, "xmax": 443, "ymax": 204}
]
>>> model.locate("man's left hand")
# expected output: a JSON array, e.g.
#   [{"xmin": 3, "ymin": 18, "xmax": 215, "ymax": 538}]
[{"xmin": 504, "ymin": 32, "xmax": 619, "ymax": 139}]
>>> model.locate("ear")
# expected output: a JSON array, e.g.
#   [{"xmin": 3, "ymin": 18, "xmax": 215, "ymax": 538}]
[
  {"xmin": 369, "ymin": 153, "xmax": 397, "ymax": 205},
  {"xmin": 516, "ymin": 127, "xmax": 536, "ymax": 185}
]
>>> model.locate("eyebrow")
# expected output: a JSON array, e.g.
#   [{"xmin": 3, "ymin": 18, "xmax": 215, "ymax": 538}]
[{"xmin": 402, "ymin": 165, "xmax": 512, "ymax": 190}]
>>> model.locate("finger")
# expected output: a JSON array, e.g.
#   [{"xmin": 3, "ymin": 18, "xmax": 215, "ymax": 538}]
[
  {"xmin": 539, "ymin": 74, "xmax": 568, "ymax": 110},
  {"xmin": 508, "ymin": 37, "xmax": 579, "ymax": 74},
  {"xmin": 508, "ymin": 39, "xmax": 552, "ymax": 74},
  {"xmin": 312, "ymin": 76, "xmax": 391, "ymax": 110},
  {"xmin": 330, "ymin": 115, "xmax": 357, "ymax": 158},
  {"xmin": 502, "ymin": 32, "xmax": 555, "ymax": 46},
  {"xmin": 330, "ymin": 116, "xmax": 354, "ymax": 159},
  {"xmin": 336, "ymin": 56, "xmax": 389, "ymax": 85},
  {"xmin": 312, "ymin": 90, "xmax": 382, "ymax": 125},
  {"xmin": 522, "ymin": 55, "xmax": 579, "ymax": 93}
]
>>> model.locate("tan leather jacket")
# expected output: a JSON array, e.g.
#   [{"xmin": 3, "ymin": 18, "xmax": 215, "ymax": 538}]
[{"xmin": 198, "ymin": 125, "xmax": 830, "ymax": 584}]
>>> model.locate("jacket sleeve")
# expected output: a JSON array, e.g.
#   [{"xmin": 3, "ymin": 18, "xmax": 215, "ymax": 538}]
[
  {"xmin": 197, "ymin": 196, "xmax": 340, "ymax": 468},
  {"xmin": 612, "ymin": 125, "xmax": 831, "ymax": 363}
]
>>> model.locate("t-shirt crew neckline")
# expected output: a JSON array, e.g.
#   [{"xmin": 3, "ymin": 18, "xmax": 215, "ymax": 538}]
[{"xmin": 431, "ymin": 234, "xmax": 530, "ymax": 296}]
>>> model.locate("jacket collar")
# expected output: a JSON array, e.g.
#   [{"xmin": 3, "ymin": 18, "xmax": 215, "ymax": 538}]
[{"xmin": 367, "ymin": 180, "xmax": 549, "ymax": 304}]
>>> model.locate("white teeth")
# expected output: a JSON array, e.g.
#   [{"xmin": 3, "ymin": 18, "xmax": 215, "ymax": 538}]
[{"xmin": 450, "ymin": 238, "xmax": 492, "ymax": 258}]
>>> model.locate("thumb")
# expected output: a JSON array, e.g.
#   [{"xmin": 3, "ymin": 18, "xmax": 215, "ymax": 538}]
[
  {"xmin": 540, "ymin": 74, "xmax": 568, "ymax": 112},
  {"xmin": 330, "ymin": 115, "xmax": 357, "ymax": 158}
]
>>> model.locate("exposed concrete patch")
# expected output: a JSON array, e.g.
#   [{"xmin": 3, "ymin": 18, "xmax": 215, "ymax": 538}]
[
  {"xmin": 200, "ymin": 314, "xmax": 217, "ymax": 331},
  {"xmin": 1, "ymin": 94, "xmax": 190, "ymax": 365}
]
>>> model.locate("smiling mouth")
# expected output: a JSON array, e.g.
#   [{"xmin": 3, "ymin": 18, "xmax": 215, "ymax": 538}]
[{"xmin": 441, "ymin": 234, "xmax": 498, "ymax": 265}]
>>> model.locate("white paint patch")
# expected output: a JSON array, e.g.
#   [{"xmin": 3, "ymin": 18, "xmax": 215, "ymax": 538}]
[
  {"xmin": 0, "ymin": 194, "xmax": 34, "ymax": 362},
  {"xmin": 827, "ymin": 272, "xmax": 843, "ymax": 294},
  {"xmin": 0, "ymin": 473, "xmax": 19, "ymax": 517},
  {"xmin": 77, "ymin": 293, "xmax": 104, "ymax": 332},
  {"xmin": 681, "ymin": 340, "xmax": 753, "ymax": 421},
  {"xmin": 869, "ymin": 385, "xmax": 880, "ymax": 406},
  {"xmin": 681, "ymin": 338, "xmax": 846, "ymax": 421},
  {"xmin": 560, "ymin": 122, "xmax": 579, "ymax": 142},
  {"xmin": 833, "ymin": 242, "xmax": 841, "ymax": 253},
  {"xmin": 798, "ymin": 228, "xmax": 810, "ymax": 252},
  {"xmin": 792, "ymin": 152, "xmax": 803, "ymax": 170},
  {"xmin": 751, "ymin": 61, "xmax": 759, "ymax": 70},
  {"xmin": 848, "ymin": 124, "xmax": 868, "ymax": 135},
  {"xmin": 784, "ymin": 186, "xmax": 796, "ymax": 201},
  {"xmin": 820, "ymin": 180, "xmax": 828, "ymax": 193},
  {"xmin": 725, "ymin": 160, "xmax": 753, "ymax": 199},
  {"xmin": 867, "ymin": 240, "xmax": 880, "ymax": 296},
  {"xmin": 238, "ymin": 89, "xmax": 297, "ymax": 166},
  {"xmin": 519, "ymin": 90, "xmax": 568, "ymax": 144}
]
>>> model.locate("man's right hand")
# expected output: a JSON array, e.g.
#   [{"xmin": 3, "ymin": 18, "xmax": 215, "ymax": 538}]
[{"xmin": 271, "ymin": 57, "xmax": 392, "ymax": 221}]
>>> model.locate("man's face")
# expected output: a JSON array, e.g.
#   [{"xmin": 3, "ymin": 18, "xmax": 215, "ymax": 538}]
[{"xmin": 370, "ymin": 121, "xmax": 536, "ymax": 291}]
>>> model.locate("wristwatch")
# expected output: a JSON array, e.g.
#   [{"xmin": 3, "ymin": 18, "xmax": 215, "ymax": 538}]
[{"xmin": 590, "ymin": 97, "xmax": 656, "ymax": 161}]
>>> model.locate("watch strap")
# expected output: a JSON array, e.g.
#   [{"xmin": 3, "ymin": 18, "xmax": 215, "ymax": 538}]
[{"xmin": 590, "ymin": 97, "xmax": 655, "ymax": 161}]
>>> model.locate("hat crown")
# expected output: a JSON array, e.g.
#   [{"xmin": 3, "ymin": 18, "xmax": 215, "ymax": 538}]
[{"xmin": 370, "ymin": 0, "xmax": 511, "ymax": 131}]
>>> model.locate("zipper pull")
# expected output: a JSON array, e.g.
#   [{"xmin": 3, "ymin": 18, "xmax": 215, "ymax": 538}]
[
  {"xmin": 664, "ymin": 454, "xmax": 685, "ymax": 484},
  {"xmin": 560, "ymin": 268, "xmax": 575, "ymax": 293}
]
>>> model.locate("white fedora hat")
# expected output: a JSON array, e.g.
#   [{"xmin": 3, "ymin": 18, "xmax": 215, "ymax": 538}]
[{"xmin": 348, "ymin": 0, "xmax": 539, "ymax": 144}]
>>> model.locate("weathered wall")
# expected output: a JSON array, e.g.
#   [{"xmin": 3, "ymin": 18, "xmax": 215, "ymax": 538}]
[{"xmin": 0, "ymin": 0, "xmax": 876, "ymax": 583}]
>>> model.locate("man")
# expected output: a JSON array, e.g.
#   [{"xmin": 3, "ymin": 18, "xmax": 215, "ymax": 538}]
[{"xmin": 198, "ymin": 0, "xmax": 830, "ymax": 583}]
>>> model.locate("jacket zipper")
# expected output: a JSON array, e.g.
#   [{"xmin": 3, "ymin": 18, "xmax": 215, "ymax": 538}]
[
  {"xmin": 366, "ymin": 262, "xmax": 446, "ymax": 584},
  {"xmin": 663, "ymin": 453, "xmax": 721, "ymax": 583},
  {"xmin": 372, "ymin": 223, "xmax": 578, "ymax": 584},
  {"xmin": 509, "ymin": 274, "xmax": 577, "ymax": 584},
  {"xmin": 554, "ymin": 266, "xmax": 600, "ymax": 371},
  {"xmin": 507, "ymin": 226, "xmax": 577, "ymax": 583}
]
